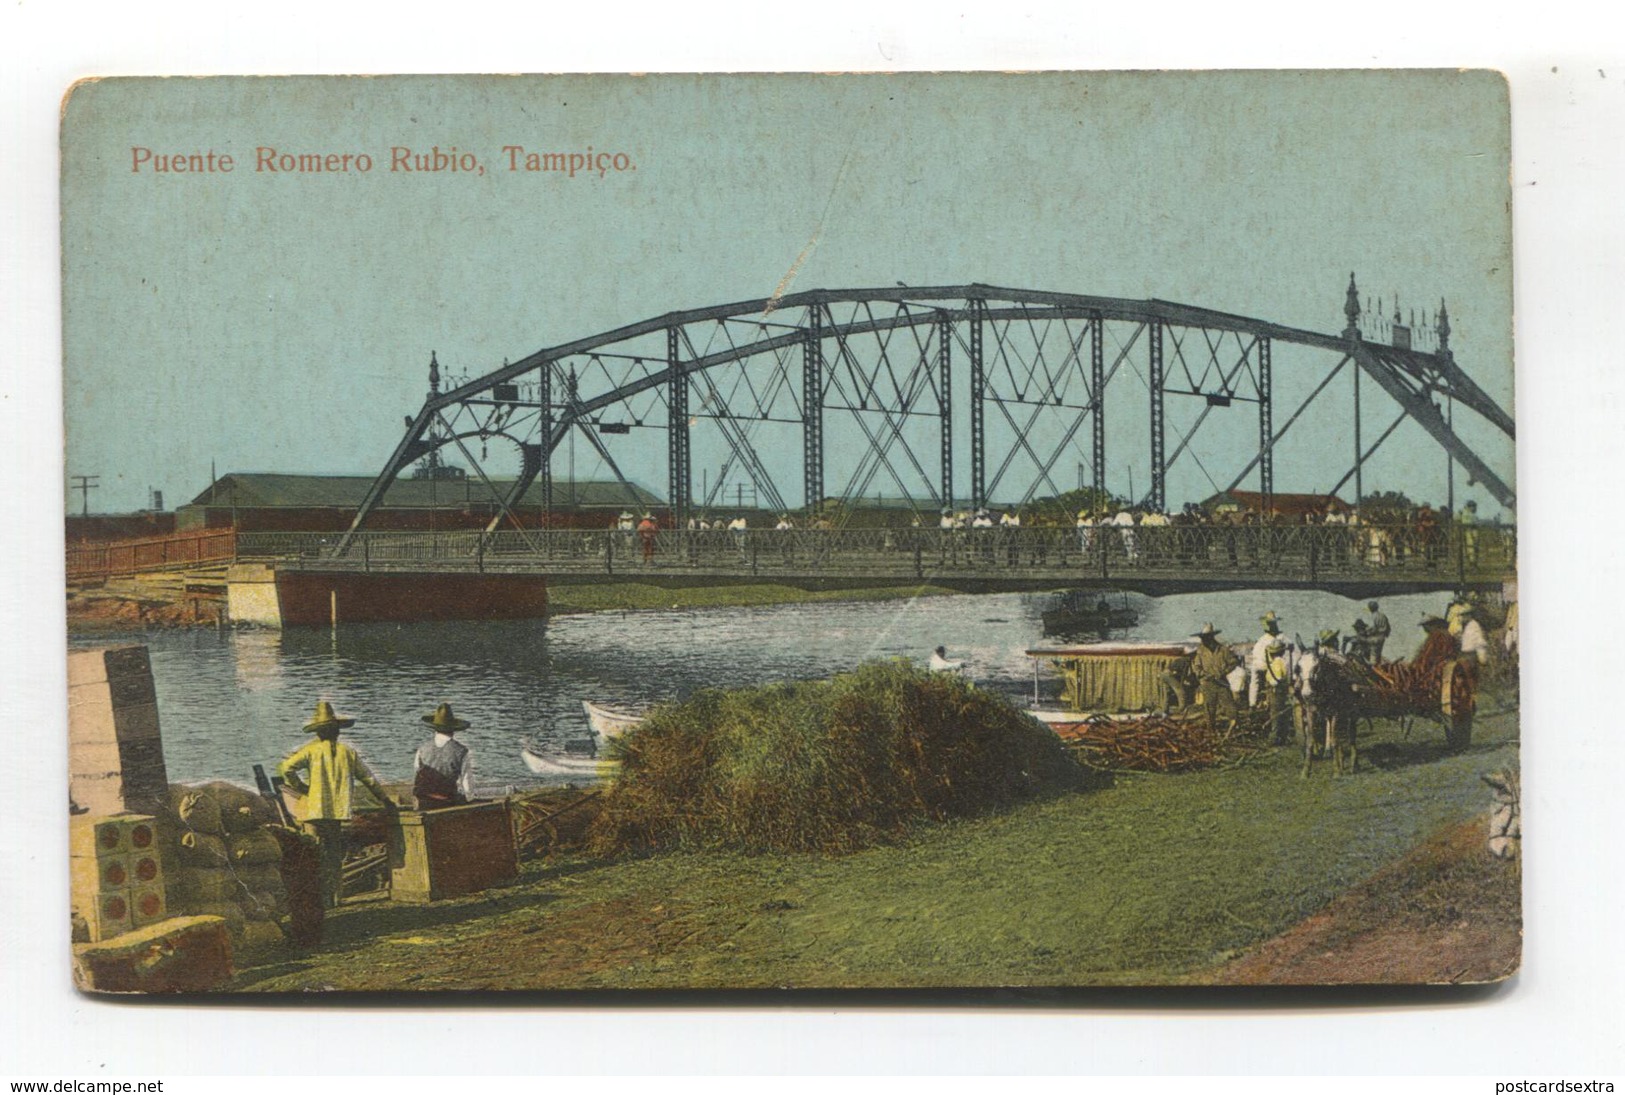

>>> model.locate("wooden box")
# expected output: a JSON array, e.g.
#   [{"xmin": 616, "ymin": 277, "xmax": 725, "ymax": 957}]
[
  {"xmin": 388, "ymin": 800, "xmax": 517, "ymax": 903},
  {"xmin": 73, "ymin": 915, "xmax": 233, "ymax": 994}
]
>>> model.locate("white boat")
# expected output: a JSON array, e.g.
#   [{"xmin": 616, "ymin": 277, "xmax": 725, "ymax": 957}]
[
  {"xmin": 520, "ymin": 743, "xmax": 620, "ymax": 778},
  {"xmin": 583, "ymin": 699, "xmax": 646, "ymax": 739}
]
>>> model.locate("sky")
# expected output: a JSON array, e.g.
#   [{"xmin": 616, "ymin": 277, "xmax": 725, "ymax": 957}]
[{"xmin": 61, "ymin": 71, "xmax": 1514, "ymax": 518}]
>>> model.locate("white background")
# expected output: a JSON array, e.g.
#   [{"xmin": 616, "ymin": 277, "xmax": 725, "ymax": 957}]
[{"xmin": 3, "ymin": 0, "xmax": 1622, "ymax": 1078}]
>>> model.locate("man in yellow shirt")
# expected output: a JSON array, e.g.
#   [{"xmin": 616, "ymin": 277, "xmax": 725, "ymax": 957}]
[{"xmin": 279, "ymin": 700, "xmax": 395, "ymax": 909}]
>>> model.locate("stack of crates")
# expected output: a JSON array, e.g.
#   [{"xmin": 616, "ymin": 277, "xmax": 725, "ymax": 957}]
[{"xmin": 71, "ymin": 814, "xmax": 169, "ymax": 942}]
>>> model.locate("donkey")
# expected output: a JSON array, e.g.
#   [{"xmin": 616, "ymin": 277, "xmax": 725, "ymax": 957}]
[{"xmin": 1294, "ymin": 647, "xmax": 1360, "ymax": 777}]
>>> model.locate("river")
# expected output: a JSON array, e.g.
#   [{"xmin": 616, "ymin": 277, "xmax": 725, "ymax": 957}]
[{"xmin": 70, "ymin": 588, "xmax": 1450, "ymax": 790}]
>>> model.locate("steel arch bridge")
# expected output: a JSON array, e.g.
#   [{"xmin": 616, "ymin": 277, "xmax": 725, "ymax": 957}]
[{"xmin": 339, "ymin": 279, "xmax": 1514, "ymax": 550}]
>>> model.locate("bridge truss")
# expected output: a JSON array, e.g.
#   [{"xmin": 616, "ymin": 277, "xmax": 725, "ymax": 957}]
[{"xmin": 339, "ymin": 281, "xmax": 1514, "ymax": 549}]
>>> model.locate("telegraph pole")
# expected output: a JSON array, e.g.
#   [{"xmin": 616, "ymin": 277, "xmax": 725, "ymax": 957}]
[{"xmin": 70, "ymin": 475, "xmax": 99, "ymax": 517}]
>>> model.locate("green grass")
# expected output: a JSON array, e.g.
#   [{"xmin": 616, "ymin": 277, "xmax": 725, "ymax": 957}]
[
  {"xmin": 234, "ymin": 697, "xmax": 1518, "ymax": 992},
  {"xmin": 545, "ymin": 581, "xmax": 959, "ymax": 613}
]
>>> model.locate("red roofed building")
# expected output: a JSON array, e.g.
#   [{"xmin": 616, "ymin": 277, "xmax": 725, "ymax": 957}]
[{"xmin": 1201, "ymin": 490, "xmax": 1352, "ymax": 519}]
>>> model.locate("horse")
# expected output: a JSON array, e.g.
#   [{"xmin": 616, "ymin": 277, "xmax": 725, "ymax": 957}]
[{"xmin": 1294, "ymin": 648, "xmax": 1360, "ymax": 777}]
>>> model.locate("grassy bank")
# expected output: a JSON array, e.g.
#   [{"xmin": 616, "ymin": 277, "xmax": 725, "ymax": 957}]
[
  {"xmin": 545, "ymin": 581, "xmax": 959, "ymax": 614},
  {"xmin": 234, "ymin": 700, "xmax": 1519, "ymax": 991}
]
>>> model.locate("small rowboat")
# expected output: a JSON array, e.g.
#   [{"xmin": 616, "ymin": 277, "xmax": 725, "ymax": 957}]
[
  {"xmin": 1025, "ymin": 708, "xmax": 1154, "ymax": 737},
  {"xmin": 520, "ymin": 744, "xmax": 620, "ymax": 778},
  {"xmin": 583, "ymin": 699, "xmax": 646, "ymax": 739}
]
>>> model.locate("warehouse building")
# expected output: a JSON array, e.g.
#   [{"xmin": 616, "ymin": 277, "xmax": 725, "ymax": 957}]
[{"xmin": 174, "ymin": 472, "xmax": 665, "ymax": 533}]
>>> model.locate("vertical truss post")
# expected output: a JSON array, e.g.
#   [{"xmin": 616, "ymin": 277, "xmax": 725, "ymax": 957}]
[
  {"xmin": 969, "ymin": 298, "xmax": 986, "ymax": 512},
  {"xmin": 937, "ymin": 313, "xmax": 953, "ymax": 509},
  {"xmin": 1091, "ymin": 313, "xmax": 1105, "ymax": 505},
  {"xmin": 1258, "ymin": 336, "xmax": 1273, "ymax": 512},
  {"xmin": 667, "ymin": 327, "xmax": 690, "ymax": 528},
  {"xmin": 1353, "ymin": 356, "xmax": 1363, "ymax": 513},
  {"xmin": 1445, "ymin": 395, "xmax": 1455, "ymax": 514},
  {"xmin": 537, "ymin": 363, "xmax": 553, "ymax": 523},
  {"xmin": 803, "ymin": 307, "xmax": 824, "ymax": 514},
  {"xmin": 1148, "ymin": 321, "xmax": 1165, "ymax": 512}
]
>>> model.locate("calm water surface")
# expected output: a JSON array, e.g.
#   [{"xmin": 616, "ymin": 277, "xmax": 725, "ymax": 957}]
[{"xmin": 71, "ymin": 589, "xmax": 1446, "ymax": 790}]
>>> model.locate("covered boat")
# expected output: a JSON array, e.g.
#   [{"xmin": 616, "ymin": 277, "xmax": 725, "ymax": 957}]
[
  {"xmin": 1025, "ymin": 641, "xmax": 1194, "ymax": 719},
  {"xmin": 1040, "ymin": 591, "xmax": 1139, "ymax": 637}
]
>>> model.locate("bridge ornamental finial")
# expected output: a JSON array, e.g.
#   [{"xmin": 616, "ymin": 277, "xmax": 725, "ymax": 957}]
[
  {"xmin": 428, "ymin": 350, "xmax": 441, "ymax": 396},
  {"xmin": 1437, "ymin": 298, "xmax": 1451, "ymax": 357},
  {"xmin": 1343, "ymin": 273, "xmax": 1361, "ymax": 339}
]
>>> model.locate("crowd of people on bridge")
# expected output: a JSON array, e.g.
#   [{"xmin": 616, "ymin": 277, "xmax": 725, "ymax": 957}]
[{"xmin": 595, "ymin": 494, "xmax": 1502, "ymax": 573}]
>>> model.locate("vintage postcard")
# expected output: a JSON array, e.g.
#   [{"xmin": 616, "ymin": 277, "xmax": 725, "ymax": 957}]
[{"xmin": 62, "ymin": 72, "xmax": 1518, "ymax": 992}]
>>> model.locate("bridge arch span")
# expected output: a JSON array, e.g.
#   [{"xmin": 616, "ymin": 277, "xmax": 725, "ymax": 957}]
[{"xmin": 341, "ymin": 281, "xmax": 1513, "ymax": 549}]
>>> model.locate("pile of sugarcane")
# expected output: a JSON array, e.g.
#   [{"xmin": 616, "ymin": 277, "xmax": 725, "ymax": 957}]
[
  {"xmin": 1334, "ymin": 653, "xmax": 1441, "ymax": 711},
  {"xmin": 1050, "ymin": 711, "xmax": 1271, "ymax": 773}
]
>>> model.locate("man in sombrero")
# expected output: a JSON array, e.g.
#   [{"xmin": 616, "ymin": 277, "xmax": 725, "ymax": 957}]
[
  {"xmin": 1191, "ymin": 623, "xmax": 1240, "ymax": 736},
  {"xmin": 278, "ymin": 700, "xmax": 395, "ymax": 909},
  {"xmin": 413, "ymin": 703, "xmax": 474, "ymax": 810}
]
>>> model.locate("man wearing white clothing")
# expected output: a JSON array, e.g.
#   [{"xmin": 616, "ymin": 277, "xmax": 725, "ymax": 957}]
[
  {"xmin": 1249, "ymin": 611, "xmax": 1290, "ymax": 707},
  {"xmin": 1459, "ymin": 614, "xmax": 1490, "ymax": 664},
  {"xmin": 1113, "ymin": 509, "xmax": 1138, "ymax": 563}
]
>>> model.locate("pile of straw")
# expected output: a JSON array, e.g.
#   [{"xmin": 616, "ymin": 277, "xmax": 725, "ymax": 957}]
[{"xmin": 589, "ymin": 661, "xmax": 1089, "ymax": 856}]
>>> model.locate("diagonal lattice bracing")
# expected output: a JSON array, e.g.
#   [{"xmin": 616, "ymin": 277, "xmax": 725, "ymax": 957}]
[{"xmin": 336, "ymin": 284, "xmax": 1515, "ymax": 553}]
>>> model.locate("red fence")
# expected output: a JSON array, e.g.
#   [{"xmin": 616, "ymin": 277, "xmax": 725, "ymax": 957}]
[{"xmin": 66, "ymin": 529, "xmax": 238, "ymax": 582}]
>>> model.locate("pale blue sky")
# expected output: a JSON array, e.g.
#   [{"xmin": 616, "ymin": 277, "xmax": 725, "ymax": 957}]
[{"xmin": 62, "ymin": 72, "xmax": 1513, "ymax": 517}]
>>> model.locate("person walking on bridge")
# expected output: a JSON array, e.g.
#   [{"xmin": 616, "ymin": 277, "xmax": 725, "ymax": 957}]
[{"xmin": 637, "ymin": 513, "xmax": 659, "ymax": 565}]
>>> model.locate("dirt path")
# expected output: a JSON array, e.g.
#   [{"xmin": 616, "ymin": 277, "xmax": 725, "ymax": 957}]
[{"xmin": 1197, "ymin": 814, "xmax": 1521, "ymax": 985}]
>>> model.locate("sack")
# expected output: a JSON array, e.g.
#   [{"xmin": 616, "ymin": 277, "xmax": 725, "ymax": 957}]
[
  {"xmin": 240, "ymin": 889, "xmax": 287, "ymax": 921},
  {"xmin": 177, "ymin": 792, "xmax": 224, "ymax": 835},
  {"xmin": 182, "ymin": 867, "xmax": 243, "ymax": 904},
  {"xmin": 177, "ymin": 831, "xmax": 229, "ymax": 867},
  {"xmin": 221, "ymin": 804, "xmax": 264, "ymax": 834},
  {"xmin": 192, "ymin": 900, "xmax": 247, "ymax": 932},
  {"xmin": 234, "ymin": 863, "xmax": 284, "ymax": 894},
  {"xmin": 227, "ymin": 829, "xmax": 283, "ymax": 866}
]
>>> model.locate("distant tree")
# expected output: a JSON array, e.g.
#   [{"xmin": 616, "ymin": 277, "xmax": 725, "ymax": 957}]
[
  {"xmin": 1360, "ymin": 490, "xmax": 1415, "ymax": 519},
  {"xmin": 1029, "ymin": 487, "xmax": 1125, "ymax": 524}
]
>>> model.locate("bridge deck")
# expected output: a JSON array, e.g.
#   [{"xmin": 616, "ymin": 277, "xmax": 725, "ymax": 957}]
[{"xmin": 245, "ymin": 525, "xmax": 1515, "ymax": 597}]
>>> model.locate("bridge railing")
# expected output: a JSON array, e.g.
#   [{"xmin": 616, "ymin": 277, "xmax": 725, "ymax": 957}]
[
  {"xmin": 245, "ymin": 523, "xmax": 1515, "ymax": 585},
  {"xmin": 67, "ymin": 529, "xmax": 238, "ymax": 581}
]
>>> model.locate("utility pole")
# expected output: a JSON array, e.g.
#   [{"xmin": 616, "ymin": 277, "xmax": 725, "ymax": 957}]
[{"xmin": 70, "ymin": 475, "xmax": 99, "ymax": 517}]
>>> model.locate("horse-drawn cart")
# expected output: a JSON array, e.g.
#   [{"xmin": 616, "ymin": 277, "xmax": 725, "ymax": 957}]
[{"xmin": 1331, "ymin": 650, "xmax": 1478, "ymax": 751}]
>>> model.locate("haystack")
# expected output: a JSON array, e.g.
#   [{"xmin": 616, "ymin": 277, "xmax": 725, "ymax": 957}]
[{"xmin": 589, "ymin": 661, "xmax": 1089, "ymax": 856}]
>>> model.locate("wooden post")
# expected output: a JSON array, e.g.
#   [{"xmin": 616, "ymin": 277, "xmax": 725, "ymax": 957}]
[{"xmin": 330, "ymin": 589, "xmax": 338, "ymax": 629}]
